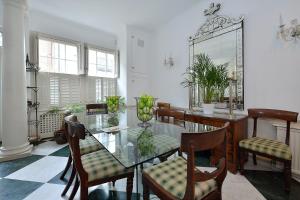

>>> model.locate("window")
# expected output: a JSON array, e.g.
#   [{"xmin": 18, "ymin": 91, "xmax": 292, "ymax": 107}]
[
  {"xmin": 46, "ymin": 74, "xmax": 80, "ymax": 107},
  {"xmin": 88, "ymin": 48, "xmax": 116, "ymax": 78},
  {"xmin": 49, "ymin": 77, "xmax": 59, "ymax": 105},
  {"xmin": 96, "ymin": 79, "xmax": 102, "ymax": 103},
  {"xmin": 95, "ymin": 78, "xmax": 117, "ymax": 103},
  {"xmin": 38, "ymin": 38, "xmax": 79, "ymax": 74},
  {"xmin": 34, "ymin": 33, "xmax": 118, "ymax": 110},
  {"xmin": 103, "ymin": 78, "xmax": 117, "ymax": 97}
]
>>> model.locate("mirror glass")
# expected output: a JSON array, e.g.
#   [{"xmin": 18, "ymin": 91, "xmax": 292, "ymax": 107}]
[{"xmin": 189, "ymin": 22, "xmax": 244, "ymax": 110}]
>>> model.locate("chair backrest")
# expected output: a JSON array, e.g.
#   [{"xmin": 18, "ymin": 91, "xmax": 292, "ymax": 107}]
[
  {"xmin": 157, "ymin": 102, "xmax": 171, "ymax": 109},
  {"xmin": 170, "ymin": 109, "xmax": 185, "ymax": 120},
  {"xmin": 248, "ymin": 108, "xmax": 298, "ymax": 145},
  {"xmin": 157, "ymin": 108, "xmax": 171, "ymax": 123},
  {"xmin": 64, "ymin": 115, "xmax": 78, "ymax": 143},
  {"xmin": 180, "ymin": 122, "xmax": 229, "ymax": 199},
  {"xmin": 180, "ymin": 122, "xmax": 229, "ymax": 153},
  {"xmin": 64, "ymin": 116, "xmax": 87, "ymax": 177},
  {"xmin": 157, "ymin": 108, "xmax": 186, "ymax": 127},
  {"xmin": 86, "ymin": 103, "xmax": 108, "ymax": 114}
]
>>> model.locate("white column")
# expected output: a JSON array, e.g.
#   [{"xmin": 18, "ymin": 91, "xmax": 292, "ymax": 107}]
[{"xmin": 0, "ymin": 0, "xmax": 32, "ymax": 161}]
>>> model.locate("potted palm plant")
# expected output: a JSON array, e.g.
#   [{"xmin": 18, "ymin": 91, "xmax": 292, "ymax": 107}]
[
  {"xmin": 215, "ymin": 65, "xmax": 230, "ymax": 109},
  {"xmin": 182, "ymin": 54, "xmax": 218, "ymax": 114}
]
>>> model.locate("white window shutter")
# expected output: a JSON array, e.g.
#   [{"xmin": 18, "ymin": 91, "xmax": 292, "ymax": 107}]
[
  {"xmin": 69, "ymin": 77, "xmax": 80, "ymax": 103},
  {"xmin": 87, "ymin": 78, "xmax": 96, "ymax": 103},
  {"xmin": 37, "ymin": 73, "xmax": 51, "ymax": 110},
  {"xmin": 49, "ymin": 76, "xmax": 59, "ymax": 106},
  {"xmin": 60, "ymin": 77, "xmax": 70, "ymax": 106}
]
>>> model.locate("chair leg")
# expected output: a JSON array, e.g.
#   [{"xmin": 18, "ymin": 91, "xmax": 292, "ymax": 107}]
[
  {"xmin": 143, "ymin": 181, "xmax": 150, "ymax": 200},
  {"xmin": 61, "ymin": 164, "xmax": 76, "ymax": 196},
  {"xmin": 70, "ymin": 176, "xmax": 80, "ymax": 200},
  {"xmin": 60, "ymin": 154, "xmax": 72, "ymax": 180},
  {"xmin": 239, "ymin": 148, "xmax": 245, "ymax": 175},
  {"xmin": 158, "ymin": 155, "xmax": 168, "ymax": 162},
  {"xmin": 284, "ymin": 161, "xmax": 291, "ymax": 193},
  {"xmin": 80, "ymin": 182, "xmax": 88, "ymax": 200},
  {"xmin": 252, "ymin": 153, "xmax": 257, "ymax": 165},
  {"xmin": 126, "ymin": 175, "xmax": 134, "ymax": 200},
  {"xmin": 178, "ymin": 149, "xmax": 182, "ymax": 157}
]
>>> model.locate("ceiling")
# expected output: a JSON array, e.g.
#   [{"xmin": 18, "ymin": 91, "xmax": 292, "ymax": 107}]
[{"xmin": 28, "ymin": 0, "xmax": 200, "ymax": 34}]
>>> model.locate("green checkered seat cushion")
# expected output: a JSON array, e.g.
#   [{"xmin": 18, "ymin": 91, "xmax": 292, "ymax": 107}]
[
  {"xmin": 79, "ymin": 136, "xmax": 104, "ymax": 155},
  {"xmin": 81, "ymin": 149, "xmax": 133, "ymax": 182},
  {"xmin": 239, "ymin": 137, "xmax": 292, "ymax": 160},
  {"xmin": 153, "ymin": 135, "xmax": 179, "ymax": 154},
  {"xmin": 143, "ymin": 157, "xmax": 217, "ymax": 199}
]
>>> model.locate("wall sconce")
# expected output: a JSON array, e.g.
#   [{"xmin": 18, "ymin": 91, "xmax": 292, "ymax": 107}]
[
  {"xmin": 163, "ymin": 55, "xmax": 174, "ymax": 67},
  {"xmin": 278, "ymin": 15, "xmax": 300, "ymax": 41}
]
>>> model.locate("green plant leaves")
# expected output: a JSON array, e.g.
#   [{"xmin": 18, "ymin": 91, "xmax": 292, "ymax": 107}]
[{"xmin": 181, "ymin": 53, "xmax": 230, "ymax": 104}]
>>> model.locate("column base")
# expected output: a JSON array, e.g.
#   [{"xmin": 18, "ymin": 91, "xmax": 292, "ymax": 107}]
[{"xmin": 0, "ymin": 142, "xmax": 33, "ymax": 162}]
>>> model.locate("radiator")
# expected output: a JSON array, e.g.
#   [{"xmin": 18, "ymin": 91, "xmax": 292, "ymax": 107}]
[
  {"xmin": 274, "ymin": 121, "xmax": 300, "ymax": 182},
  {"xmin": 39, "ymin": 112, "xmax": 65, "ymax": 138}
]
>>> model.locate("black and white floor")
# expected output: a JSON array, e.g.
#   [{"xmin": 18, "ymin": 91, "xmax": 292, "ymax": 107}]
[{"xmin": 0, "ymin": 140, "xmax": 299, "ymax": 200}]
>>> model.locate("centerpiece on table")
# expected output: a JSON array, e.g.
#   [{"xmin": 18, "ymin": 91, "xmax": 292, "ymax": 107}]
[
  {"xmin": 135, "ymin": 94, "xmax": 156, "ymax": 127},
  {"xmin": 106, "ymin": 96, "xmax": 120, "ymax": 113}
]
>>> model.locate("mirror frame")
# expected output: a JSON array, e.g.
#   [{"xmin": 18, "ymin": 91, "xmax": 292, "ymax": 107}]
[{"xmin": 189, "ymin": 3, "xmax": 245, "ymax": 110}]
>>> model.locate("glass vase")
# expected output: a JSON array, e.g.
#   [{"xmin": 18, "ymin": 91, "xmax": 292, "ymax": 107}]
[{"xmin": 135, "ymin": 96, "xmax": 156, "ymax": 127}]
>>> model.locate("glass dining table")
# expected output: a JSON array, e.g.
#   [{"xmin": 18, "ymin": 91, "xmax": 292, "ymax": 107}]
[{"xmin": 76, "ymin": 107, "xmax": 219, "ymax": 197}]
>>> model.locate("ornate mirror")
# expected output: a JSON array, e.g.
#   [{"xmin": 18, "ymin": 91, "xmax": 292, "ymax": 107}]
[{"xmin": 189, "ymin": 3, "xmax": 244, "ymax": 110}]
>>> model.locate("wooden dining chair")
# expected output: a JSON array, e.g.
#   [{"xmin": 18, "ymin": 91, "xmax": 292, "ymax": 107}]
[
  {"xmin": 60, "ymin": 115, "xmax": 104, "ymax": 180},
  {"xmin": 142, "ymin": 122, "xmax": 229, "ymax": 200},
  {"xmin": 155, "ymin": 102, "xmax": 171, "ymax": 120},
  {"xmin": 65, "ymin": 117, "xmax": 134, "ymax": 200},
  {"xmin": 157, "ymin": 102, "xmax": 171, "ymax": 109},
  {"xmin": 61, "ymin": 115, "xmax": 105, "ymax": 199},
  {"xmin": 86, "ymin": 103, "xmax": 108, "ymax": 114},
  {"xmin": 157, "ymin": 108, "xmax": 186, "ymax": 127},
  {"xmin": 239, "ymin": 108, "xmax": 298, "ymax": 192}
]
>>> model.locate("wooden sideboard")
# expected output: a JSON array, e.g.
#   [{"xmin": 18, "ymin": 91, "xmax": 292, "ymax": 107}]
[{"xmin": 185, "ymin": 111, "xmax": 248, "ymax": 174}]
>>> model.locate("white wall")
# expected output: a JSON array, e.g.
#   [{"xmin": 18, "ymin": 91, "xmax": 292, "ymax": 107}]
[
  {"xmin": 126, "ymin": 25, "xmax": 153, "ymax": 106},
  {"xmin": 150, "ymin": 0, "xmax": 300, "ymax": 118}
]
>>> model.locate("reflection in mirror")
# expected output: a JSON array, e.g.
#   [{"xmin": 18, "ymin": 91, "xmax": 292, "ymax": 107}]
[{"xmin": 189, "ymin": 4, "xmax": 244, "ymax": 110}]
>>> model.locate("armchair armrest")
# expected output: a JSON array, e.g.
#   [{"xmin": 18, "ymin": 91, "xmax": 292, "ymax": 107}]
[{"xmin": 195, "ymin": 158, "xmax": 226, "ymax": 182}]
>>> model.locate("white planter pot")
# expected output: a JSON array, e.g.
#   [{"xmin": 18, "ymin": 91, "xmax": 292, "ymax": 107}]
[
  {"xmin": 202, "ymin": 103, "xmax": 215, "ymax": 114},
  {"xmin": 215, "ymin": 102, "xmax": 228, "ymax": 109}
]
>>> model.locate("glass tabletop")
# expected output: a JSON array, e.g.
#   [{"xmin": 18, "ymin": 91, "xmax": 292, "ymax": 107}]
[{"xmin": 76, "ymin": 107, "xmax": 219, "ymax": 168}]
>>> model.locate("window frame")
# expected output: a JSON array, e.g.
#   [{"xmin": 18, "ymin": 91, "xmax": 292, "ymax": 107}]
[
  {"xmin": 37, "ymin": 33, "xmax": 81, "ymax": 75},
  {"xmin": 86, "ymin": 44, "xmax": 118, "ymax": 78}
]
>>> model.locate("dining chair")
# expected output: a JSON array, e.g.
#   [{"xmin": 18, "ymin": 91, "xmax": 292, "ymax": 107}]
[
  {"xmin": 60, "ymin": 115, "xmax": 104, "ymax": 180},
  {"xmin": 239, "ymin": 108, "xmax": 298, "ymax": 192},
  {"xmin": 155, "ymin": 102, "xmax": 171, "ymax": 120},
  {"xmin": 142, "ymin": 122, "xmax": 229, "ymax": 200},
  {"xmin": 86, "ymin": 103, "xmax": 108, "ymax": 114},
  {"xmin": 156, "ymin": 108, "xmax": 186, "ymax": 127},
  {"xmin": 60, "ymin": 115, "xmax": 105, "ymax": 199},
  {"xmin": 65, "ymin": 117, "xmax": 134, "ymax": 200},
  {"xmin": 157, "ymin": 102, "xmax": 171, "ymax": 109}
]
